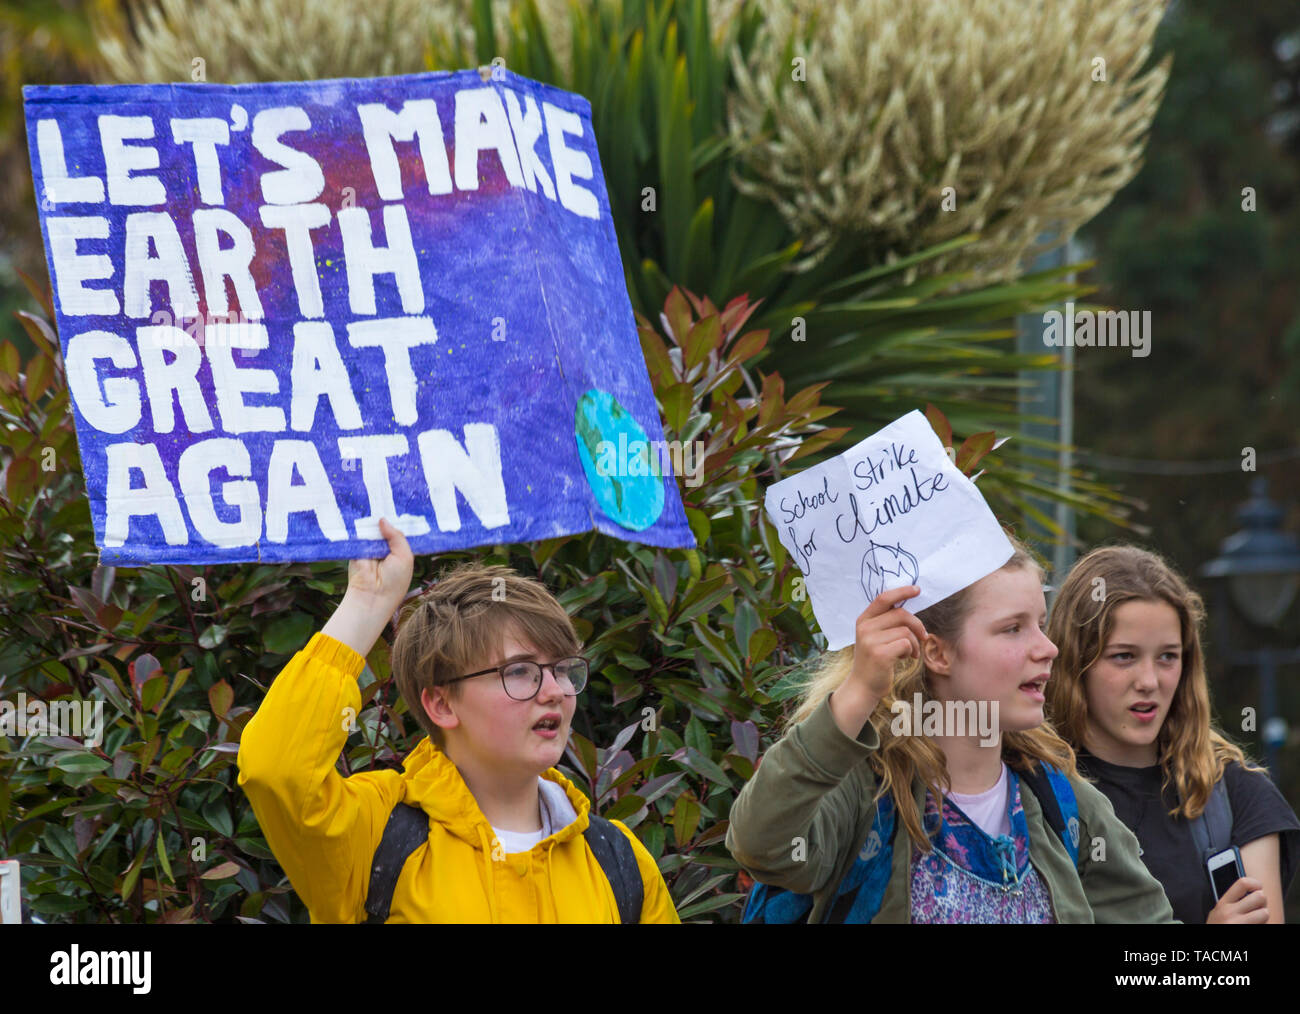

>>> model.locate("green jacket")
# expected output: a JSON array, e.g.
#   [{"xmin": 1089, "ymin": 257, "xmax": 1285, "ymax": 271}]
[{"xmin": 726, "ymin": 694, "xmax": 1177, "ymax": 923}]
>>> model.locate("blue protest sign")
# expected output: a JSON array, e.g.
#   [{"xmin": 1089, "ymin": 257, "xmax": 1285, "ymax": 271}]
[{"xmin": 23, "ymin": 69, "xmax": 695, "ymax": 564}]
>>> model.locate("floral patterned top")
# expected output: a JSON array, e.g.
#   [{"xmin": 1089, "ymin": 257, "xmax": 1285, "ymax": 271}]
[{"xmin": 909, "ymin": 767, "xmax": 1056, "ymax": 923}]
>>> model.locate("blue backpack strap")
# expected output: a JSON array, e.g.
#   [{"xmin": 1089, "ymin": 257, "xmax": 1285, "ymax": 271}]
[
  {"xmin": 825, "ymin": 790, "xmax": 897, "ymax": 923},
  {"xmin": 741, "ymin": 790, "xmax": 897, "ymax": 925},
  {"xmin": 1190, "ymin": 775, "xmax": 1233, "ymax": 859},
  {"xmin": 584, "ymin": 814, "xmax": 644, "ymax": 924},
  {"xmin": 742, "ymin": 881, "xmax": 815, "ymax": 924},
  {"xmin": 364, "ymin": 802, "xmax": 430, "ymax": 924},
  {"xmin": 1022, "ymin": 762, "xmax": 1080, "ymax": 867}
]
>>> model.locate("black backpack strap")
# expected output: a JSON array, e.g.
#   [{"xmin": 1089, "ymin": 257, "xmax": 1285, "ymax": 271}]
[
  {"xmin": 364, "ymin": 802, "xmax": 429, "ymax": 925},
  {"xmin": 1020, "ymin": 764, "xmax": 1068, "ymax": 850},
  {"xmin": 1191, "ymin": 775, "xmax": 1234, "ymax": 858},
  {"xmin": 584, "ymin": 815, "xmax": 644, "ymax": 924}
]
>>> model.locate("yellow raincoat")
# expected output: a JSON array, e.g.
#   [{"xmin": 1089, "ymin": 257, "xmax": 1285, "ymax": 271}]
[{"xmin": 237, "ymin": 633, "xmax": 680, "ymax": 923}]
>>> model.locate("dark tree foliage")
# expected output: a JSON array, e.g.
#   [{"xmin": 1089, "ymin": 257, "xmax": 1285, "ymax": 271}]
[{"xmin": 1076, "ymin": 0, "xmax": 1300, "ymax": 908}]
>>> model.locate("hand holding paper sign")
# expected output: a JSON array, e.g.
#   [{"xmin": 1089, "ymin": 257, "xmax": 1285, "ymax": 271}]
[
  {"xmin": 321, "ymin": 518, "xmax": 414, "ymax": 659},
  {"xmin": 765, "ymin": 410, "xmax": 1013, "ymax": 650},
  {"xmin": 828, "ymin": 585, "xmax": 929, "ymax": 741}
]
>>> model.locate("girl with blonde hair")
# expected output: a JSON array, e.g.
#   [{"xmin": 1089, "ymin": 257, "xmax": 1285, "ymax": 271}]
[
  {"xmin": 1045, "ymin": 544, "xmax": 1300, "ymax": 923},
  {"xmin": 728, "ymin": 538, "xmax": 1173, "ymax": 922}
]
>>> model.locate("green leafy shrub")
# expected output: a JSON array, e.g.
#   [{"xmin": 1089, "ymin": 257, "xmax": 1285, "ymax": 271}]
[{"xmin": 0, "ymin": 284, "xmax": 846, "ymax": 922}]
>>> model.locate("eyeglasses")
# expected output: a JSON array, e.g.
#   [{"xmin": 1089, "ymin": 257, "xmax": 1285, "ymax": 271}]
[{"xmin": 444, "ymin": 657, "xmax": 589, "ymax": 701}]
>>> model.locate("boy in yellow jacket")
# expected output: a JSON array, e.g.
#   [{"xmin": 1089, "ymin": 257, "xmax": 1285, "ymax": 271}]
[{"xmin": 237, "ymin": 519, "xmax": 679, "ymax": 923}]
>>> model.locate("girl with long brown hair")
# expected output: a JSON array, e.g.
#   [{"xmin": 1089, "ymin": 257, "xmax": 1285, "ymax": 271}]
[
  {"xmin": 727, "ymin": 538, "xmax": 1173, "ymax": 922},
  {"xmin": 1045, "ymin": 544, "xmax": 1300, "ymax": 923}
]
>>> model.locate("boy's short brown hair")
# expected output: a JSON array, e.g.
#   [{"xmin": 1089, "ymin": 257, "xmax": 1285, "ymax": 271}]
[{"xmin": 391, "ymin": 563, "xmax": 581, "ymax": 748}]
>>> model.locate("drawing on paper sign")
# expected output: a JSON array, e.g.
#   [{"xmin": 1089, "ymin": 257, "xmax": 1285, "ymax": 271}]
[{"xmin": 860, "ymin": 540, "xmax": 920, "ymax": 602}]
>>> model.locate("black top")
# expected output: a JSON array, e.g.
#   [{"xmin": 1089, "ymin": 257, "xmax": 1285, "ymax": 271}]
[{"xmin": 1076, "ymin": 749, "xmax": 1300, "ymax": 923}]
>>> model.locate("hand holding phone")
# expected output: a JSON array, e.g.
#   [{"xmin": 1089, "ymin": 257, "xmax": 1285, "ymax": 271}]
[
  {"xmin": 1207, "ymin": 846, "xmax": 1244, "ymax": 900},
  {"xmin": 1205, "ymin": 847, "xmax": 1268, "ymax": 924}
]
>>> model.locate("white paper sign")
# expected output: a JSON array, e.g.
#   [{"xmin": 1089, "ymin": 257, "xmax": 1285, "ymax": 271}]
[{"xmin": 765, "ymin": 410, "xmax": 1013, "ymax": 650}]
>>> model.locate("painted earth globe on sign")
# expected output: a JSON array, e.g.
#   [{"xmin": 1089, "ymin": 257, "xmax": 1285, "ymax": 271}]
[{"xmin": 573, "ymin": 389, "xmax": 665, "ymax": 532}]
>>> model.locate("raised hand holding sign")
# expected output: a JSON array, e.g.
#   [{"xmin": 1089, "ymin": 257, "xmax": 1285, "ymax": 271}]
[{"xmin": 765, "ymin": 410, "xmax": 1014, "ymax": 650}]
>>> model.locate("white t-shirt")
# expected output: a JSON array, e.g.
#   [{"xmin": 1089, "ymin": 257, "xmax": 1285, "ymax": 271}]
[
  {"xmin": 946, "ymin": 762, "xmax": 1011, "ymax": 839},
  {"xmin": 490, "ymin": 777, "xmax": 577, "ymax": 854}
]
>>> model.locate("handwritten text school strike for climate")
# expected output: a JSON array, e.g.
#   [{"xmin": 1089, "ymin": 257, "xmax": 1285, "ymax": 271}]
[{"xmin": 33, "ymin": 85, "xmax": 600, "ymax": 550}]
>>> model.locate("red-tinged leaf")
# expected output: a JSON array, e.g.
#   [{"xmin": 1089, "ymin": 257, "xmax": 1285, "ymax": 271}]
[
  {"xmin": 119, "ymin": 844, "xmax": 149, "ymax": 901},
  {"xmin": 0, "ymin": 340, "xmax": 19, "ymax": 379},
  {"xmin": 137, "ymin": 734, "xmax": 161, "ymax": 775},
  {"xmin": 652, "ymin": 551, "xmax": 677, "ymax": 607},
  {"xmin": 236, "ymin": 580, "xmax": 290, "ymax": 608},
  {"xmin": 719, "ymin": 294, "xmax": 762, "ymax": 342},
  {"xmin": 92, "ymin": 672, "xmax": 133, "ymax": 715},
  {"xmin": 25, "ymin": 353, "xmax": 53, "ymax": 401},
  {"xmin": 701, "ymin": 447, "xmax": 739, "ymax": 477},
  {"xmin": 683, "ymin": 313, "xmax": 722, "ymax": 372},
  {"xmin": 925, "ymin": 403, "xmax": 953, "ymax": 450},
  {"xmin": 200, "ymin": 860, "xmax": 241, "ymax": 880},
  {"xmin": 682, "ymin": 288, "xmax": 712, "ymax": 319},
  {"xmin": 709, "ymin": 390, "xmax": 740, "ymax": 431},
  {"xmin": 748, "ymin": 626, "xmax": 779, "ymax": 664},
  {"xmin": 128, "ymin": 653, "xmax": 161, "ymax": 694},
  {"xmin": 788, "ymin": 428, "xmax": 851, "ymax": 460},
  {"xmin": 724, "ymin": 328, "xmax": 768, "ymax": 368},
  {"xmin": 694, "ymin": 820, "xmax": 730, "ymax": 847},
  {"xmin": 955, "ymin": 431, "xmax": 997, "ymax": 474},
  {"xmin": 757, "ymin": 373, "xmax": 785, "ymax": 427},
  {"xmin": 95, "ymin": 603, "xmax": 123, "ymax": 632},
  {"xmin": 639, "ymin": 772, "xmax": 685, "ymax": 806},
  {"xmin": 730, "ymin": 720, "xmax": 759, "ymax": 763},
  {"xmin": 602, "ymin": 793, "xmax": 645, "ymax": 823},
  {"xmin": 603, "ymin": 720, "xmax": 642, "ymax": 763},
  {"xmin": 661, "ymin": 382, "xmax": 695, "ymax": 433},
  {"xmin": 366, "ymin": 637, "xmax": 392, "ymax": 682},
  {"xmin": 611, "ymin": 680, "xmax": 642, "ymax": 705},
  {"xmin": 672, "ymin": 792, "xmax": 700, "ymax": 846},
  {"xmin": 565, "ymin": 731, "xmax": 598, "ymax": 783},
  {"xmin": 662, "ymin": 287, "xmax": 693, "ymax": 346},
  {"xmin": 5, "ymin": 455, "xmax": 37, "ymax": 502},
  {"xmin": 803, "ymin": 405, "xmax": 841, "ymax": 424},
  {"xmin": 784, "ymin": 381, "xmax": 830, "ymax": 418},
  {"xmin": 637, "ymin": 326, "xmax": 675, "ymax": 383},
  {"xmin": 68, "ymin": 586, "xmax": 105, "ymax": 626},
  {"xmin": 60, "ymin": 642, "xmax": 114, "ymax": 661},
  {"xmin": 17, "ymin": 269, "xmax": 55, "ymax": 321},
  {"xmin": 141, "ymin": 672, "xmax": 167, "ymax": 712},
  {"xmin": 13, "ymin": 310, "xmax": 57, "ymax": 359},
  {"xmin": 208, "ymin": 679, "xmax": 233, "ymax": 718}
]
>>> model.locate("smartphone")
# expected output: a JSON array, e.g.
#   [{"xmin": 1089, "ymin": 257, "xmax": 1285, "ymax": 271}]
[{"xmin": 1206, "ymin": 846, "xmax": 1244, "ymax": 900}]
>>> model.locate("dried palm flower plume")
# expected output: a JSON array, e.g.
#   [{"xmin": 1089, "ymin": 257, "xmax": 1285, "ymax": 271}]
[
  {"xmin": 93, "ymin": 0, "xmax": 750, "ymax": 87},
  {"xmin": 93, "ymin": 0, "xmax": 509, "ymax": 84},
  {"xmin": 728, "ymin": 0, "xmax": 1172, "ymax": 284}
]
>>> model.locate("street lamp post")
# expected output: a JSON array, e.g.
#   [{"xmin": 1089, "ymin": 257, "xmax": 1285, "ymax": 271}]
[{"xmin": 1201, "ymin": 478, "xmax": 1300, "ymax": 778}]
